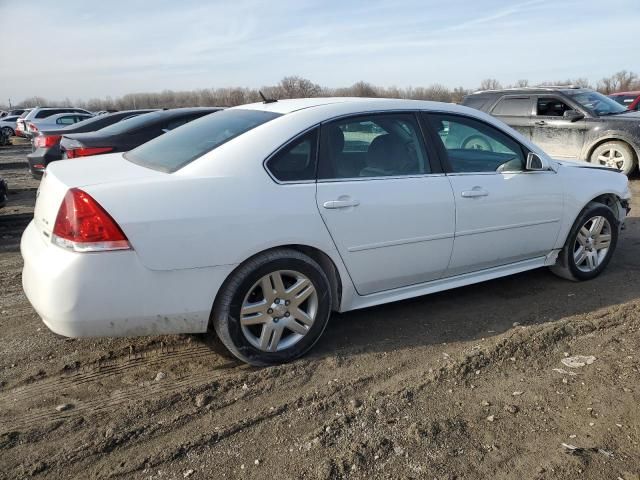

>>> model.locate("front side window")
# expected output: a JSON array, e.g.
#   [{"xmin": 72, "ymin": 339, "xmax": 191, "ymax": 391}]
[
  {"xmin": 318, "ymin": 113, "xmax": 429, "ymax": 179},
  {"xmin": 266, "ymin": 129, "xmax": 318, "ymax": 182},
  {"xmin": 126, "ymin": 109, "xmax": 281, "ymax": 172},
  {"xmin": 492, "ymin": 96, "xmax": 532, "ymax": 116},
  {"xmin": 536, "ymin": 97, "xmax": 572, "ymax": 117},
  {"xmin": 427, "ymin": 113, "xmax": 525, "ymax": 173}
]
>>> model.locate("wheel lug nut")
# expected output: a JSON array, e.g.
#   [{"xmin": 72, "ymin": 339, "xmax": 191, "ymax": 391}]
[
  {"xmin": 285, "ymin": 312, "xmax": 290, "ymax": 317},
  {"xmin": 285, "ymin": 300, "xmax": 290, "ymax": 306},
  {"xmin": 273, "ymin": 318, "xmax": 279, "ymax": 323},
  {"xmin": 267, "ymin": 308, "xmax": 273, "ymax": 314}
]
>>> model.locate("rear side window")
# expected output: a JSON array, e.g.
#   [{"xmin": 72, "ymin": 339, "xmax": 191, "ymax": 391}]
[
  {"xmin": 56, "ymin": 116, "xmax": 76, "ymax": 125},
  {"xmin": 266, "ymin": 129, "xmax": 318, "ymax": 182},
  {"xmin": 126, "ymin": 109, "xmax": 281, "ymax": 173},
  {"xmin": 491, "ymin": 96, "xmax": 532, "ymax": 116},
  {"xmin": 427, "ymin": 113, "xmax": 525, "ymax": 173},
  {"xmin": 318, "ymin": 113, "xmax": 429, "ymax": 179}
]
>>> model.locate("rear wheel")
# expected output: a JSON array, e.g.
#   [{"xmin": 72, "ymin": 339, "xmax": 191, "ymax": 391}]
[
  {"xmin": 212, "ymin": 249, "xmax": 332, "ymax": 366},
  {"xmin": 590, "ymin": 141, "xmax": 636, "ymax": 176},
  {"xmin": 1, "ymin": 126, "xmax": 13, "ymax": 137},
  {"xmin": 550, "ymin": 202, "xmax": 619, "ymax": 281}
]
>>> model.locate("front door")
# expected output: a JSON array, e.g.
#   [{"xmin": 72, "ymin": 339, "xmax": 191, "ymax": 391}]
[
  {"xmin": 316, "ymin": 112, "xmax": 456, "ymax": 295},
  {"xmin": 424, "ymin": 112, "xmax": 564, "ymax": 276},
  {"xmin": 531, "ymin": 96, "xmax": 588, "ymax": 159}
]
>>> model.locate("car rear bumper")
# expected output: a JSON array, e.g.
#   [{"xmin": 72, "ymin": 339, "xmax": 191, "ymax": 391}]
[
  {"xmin": 27, "ymin": 150, "xmax": 54, "ymax": 177},
  {"xmin": 21, "ymin": 221, "xmax": 236, "ymax": 337}
]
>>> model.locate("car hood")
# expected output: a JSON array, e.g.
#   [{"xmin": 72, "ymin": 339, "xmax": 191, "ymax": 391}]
[
  {"xmin": 553, "ymin": 159, "xmax": 619, "ymax": 172},
  {"xmin": 598, "ymin": 111, "xmax": 640, "ymax": 122}
]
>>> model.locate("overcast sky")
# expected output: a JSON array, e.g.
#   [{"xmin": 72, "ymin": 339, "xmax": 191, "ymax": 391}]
[{"xmin": 1, "ymin": 0, "xmax": 638, "ymax": 103}]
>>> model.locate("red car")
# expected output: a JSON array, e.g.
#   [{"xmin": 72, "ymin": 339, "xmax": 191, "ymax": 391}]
[{"xmin": 609, "ymin": 91, "xmax": 640, "ymax": 111}]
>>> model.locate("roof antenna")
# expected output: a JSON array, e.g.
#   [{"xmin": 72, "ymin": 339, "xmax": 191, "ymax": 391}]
[{"xmin": 259, "ymin": 90, "xmax": 278, "ymax": 104}]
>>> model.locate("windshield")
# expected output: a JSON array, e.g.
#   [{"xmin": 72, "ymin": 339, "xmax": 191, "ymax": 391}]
[
  {"xmin": 565, "ymin": 90, "xmax": 627, "ymax": 116},
  {"xmin": 125, "ymin": 109, "xmax": 281, "ymax": 172},
  {"xmin": 97, "ymin": 111, "xmax": 161, "ymax": 135}
]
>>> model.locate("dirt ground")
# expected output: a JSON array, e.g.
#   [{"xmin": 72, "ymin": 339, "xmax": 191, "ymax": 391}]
[{"xmin": 0, "ymin": 139, "xmax": 639, "ymax": 480}]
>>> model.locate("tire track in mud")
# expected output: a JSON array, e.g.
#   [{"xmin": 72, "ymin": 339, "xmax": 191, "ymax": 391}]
[{"xmin": 0, "ymin": 341, "xmax": 243, "ymax": 433}]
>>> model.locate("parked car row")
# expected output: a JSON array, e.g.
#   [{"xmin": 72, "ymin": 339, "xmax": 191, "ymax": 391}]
[
  {"xmin": 462, "ymin": 86, "xmax": 640, "ymax": 176},
  {"xmin": 609, "ymin": 91, "xmax": 640, "ymax": 111},
  {"xmin": 27, "ymin": 107, "xmax": 221, "ymax": 176}
]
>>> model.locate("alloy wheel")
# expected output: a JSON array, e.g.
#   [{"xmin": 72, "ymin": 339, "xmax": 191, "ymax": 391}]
[
  {"xmin": 596, "ymin": 147, "xmax": 627, "ymax": 170},
  {"xmin": 573, "ymin": 215, "xmax": 612, "ymax": 273},
  {"xmin": 240, "ymin": 270, "xmax": 318, "ymax": 352}
]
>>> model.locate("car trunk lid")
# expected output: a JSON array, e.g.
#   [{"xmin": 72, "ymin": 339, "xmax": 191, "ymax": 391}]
[{"xmin": 33, "ymin": 153, "xmax": 165, "ymax": 237}]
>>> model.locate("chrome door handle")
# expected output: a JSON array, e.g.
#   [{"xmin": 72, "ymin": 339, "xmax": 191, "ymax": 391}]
[
  {"xmin": 461, "ymin": 188, "xmax": 489, "ymax": 198},
  {"xmin": 535, "ymin": 120, "xmax": 546, "ymax": 126},
  {"xmin": 323, "ymin": 199, "xmax": 360, "ymax": 209}
]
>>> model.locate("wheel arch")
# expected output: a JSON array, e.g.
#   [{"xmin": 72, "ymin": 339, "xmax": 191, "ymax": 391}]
[
  {"xmin": 585, "ymin": 136, "xmax": 639, "ymax": 167},
  {"xmin": 211, "ymin": 244, "xmax": 343, "ymax": 322}
]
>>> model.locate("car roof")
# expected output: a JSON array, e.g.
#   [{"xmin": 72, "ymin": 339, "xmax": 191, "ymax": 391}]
[
  {"xmin": 468, "ymin": 86, "xmax": 590, "ymax": 96},
  {"xmin": 232, "ymin": 97, "xmax": 471, "ymax": 115},
  {"xmin": 34, "ymin": 112, "xmax": 92, "ymax": 121}
]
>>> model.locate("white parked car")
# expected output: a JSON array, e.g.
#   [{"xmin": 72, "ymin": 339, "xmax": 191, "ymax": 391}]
[
  {"xmin": 21, "ymin": 98, "xmax": 631, "ymax": 365},
  {"xmin": 25, "ymin": 112, "xmax": 93, "ymax": 136}
]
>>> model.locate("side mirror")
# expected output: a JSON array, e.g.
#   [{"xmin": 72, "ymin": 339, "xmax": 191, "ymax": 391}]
[
  {"xmin": 526, "ymin": 152, "xmax": 550, "ymax": 171},
  {"xmin": 563, "ymin": 110, "xmax": 584, "ymax": 122}
]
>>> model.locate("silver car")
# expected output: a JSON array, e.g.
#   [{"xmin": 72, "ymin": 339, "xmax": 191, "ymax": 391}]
[{"xmin": 25, "ymin": 112, "xmax": 93, "ymax": 137}]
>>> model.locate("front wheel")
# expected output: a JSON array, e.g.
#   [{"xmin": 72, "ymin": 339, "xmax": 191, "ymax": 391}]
[
  {"xmin": 212, "ymin": 249, "xmax": 332, "ymax": 366},
  {"xmin": 590, "ymin": 141, "xmax": 636, "ymax": 176},
  {"xmin": 1, "ymin": 126, "xmax": 13, "ymax": 137},
  {"xmin": 550, "ymin": 202, "xmax": 619, "ymax": 281}
]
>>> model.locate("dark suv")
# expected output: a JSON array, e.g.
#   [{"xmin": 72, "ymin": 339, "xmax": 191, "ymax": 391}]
[{"xmin": 463, "ymin": 86, "xmax": 640, "ymax": 175}]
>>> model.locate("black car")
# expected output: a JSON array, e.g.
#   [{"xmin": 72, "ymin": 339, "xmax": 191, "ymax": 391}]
[
  {"xmin": 59, "ymin": 107, "xmax": 223, "ymax": 162},
  {"xmin": 462, "ymin": 86, "xmax": 640, "ymax": 175},
  {"xmin": 27, "ymin": 109, "xmax": 157, "ymax": 177}
]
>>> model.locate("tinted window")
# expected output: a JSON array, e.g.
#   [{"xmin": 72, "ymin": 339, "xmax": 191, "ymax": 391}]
[
  {"xmin": 98, "ymin": 111, "xmax": 164, "ymax": 135},
  {"xmin": 318, "ymin": 113, "xmax": 429, "ymax": 179},
  {"xmin": 266, "ymin": 130, "xmax": 318, "ymax": 182},
  {"xmin": 463, "ymin": 96, "xmax": 493, "ymax": 111},
  {"xmin": 565, "ymin": 89, "xmax": 626, "ymax": 115},
  {"xmin": 36, "ymin": 109, "xmax": 63, "ymax": 119},
  {"xmin": 427, "ymin": 113, "xmax": 524, "ymax": 173},
  {"xmin": 56, "ymin": 116, "xmax": 77, "ymax": 125},
  {"xmin": 536, "ymin": 97, "xmax": 572, "ymax": 117},
  {"xmin": 126, "ymin": 109, "xmax": 281, "ymax": 173},
  {"xmin": 492, "ymin": 96, "xmax": 531, "ymax": 116}
]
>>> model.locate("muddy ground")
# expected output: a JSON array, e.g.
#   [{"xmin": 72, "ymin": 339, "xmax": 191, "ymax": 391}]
[{"xmin": 0, "ymin": 139, "xmax": 639, "ymax": 480}]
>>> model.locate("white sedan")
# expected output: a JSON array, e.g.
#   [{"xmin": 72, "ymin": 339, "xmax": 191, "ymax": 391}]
[{"xmin": 21, "ymin": 98, "xmax": 631, "ymax": 365}]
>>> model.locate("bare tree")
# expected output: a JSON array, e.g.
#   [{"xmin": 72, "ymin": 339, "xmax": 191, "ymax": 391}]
[
  {"xmin": 478, "ymin": 78, "xmax": 501, "ymax": 91},
  {"xmin": 278, "ymin": 76, "xmax": 322, "ymax": 98}
]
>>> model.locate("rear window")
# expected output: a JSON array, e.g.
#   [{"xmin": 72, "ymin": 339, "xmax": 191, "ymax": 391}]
[
  {"xmin": 98, "ymin": 111, "xmax": 162, "ymax": 135},
  {"xmin": 125, "ymin": 109, "xmax": 281, "ymax": 173}
]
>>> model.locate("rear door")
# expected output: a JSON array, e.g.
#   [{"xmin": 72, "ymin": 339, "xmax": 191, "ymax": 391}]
[
  {"xmin": 488, "ymin": 95, "xmax": 534, "ymax": 139},
  {"xmin": 531, "ymin": 96, "xmax": 588, "ymax": 159},
  {"xmin": 424, "ymin": 112, "xmax": 563, "ymax": 276},
  {"xmin": 316, "ymin": 112, "xmax": 455, "ymax": 295}
]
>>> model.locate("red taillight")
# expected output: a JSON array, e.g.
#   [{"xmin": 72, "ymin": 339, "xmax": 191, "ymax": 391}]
[
  {"xmin": 65, "ymin": 146, "xmax": 114, "ymax": 158},
  {"xmin": 52, "ymin": 188, "xmax": 130, "ymax": 252},
  {"xmin": 34, "ymin": 135, "xmax": 61, "ymax": 148},
  {"xmin": 27, "ymin": 122, "xmax": 38, "ymax": 132}
]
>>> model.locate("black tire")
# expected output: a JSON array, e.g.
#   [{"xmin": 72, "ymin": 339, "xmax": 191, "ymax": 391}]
[
  {"xmin": 590, "ymin": 141, "xmax": 637, "ymax": 176},
  {"xmin": 550, "ymin": 202, "xmax": 619, "ymax": 281},
  {"xmin": 1, "ymin": 126, "xmax": 14, "ymax": 137},
  {"xmin": 211, "ymin": 249, "xmax": 332, "ymax": 366}
]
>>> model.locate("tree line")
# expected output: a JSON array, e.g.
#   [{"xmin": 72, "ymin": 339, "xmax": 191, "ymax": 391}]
[{"xmin": 6, "ymin": 70, "xmax": 639, "ymax": 111}]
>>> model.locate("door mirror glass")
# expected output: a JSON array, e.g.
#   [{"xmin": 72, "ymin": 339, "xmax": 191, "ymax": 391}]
[{"xmin": 526, "ymin": 152, "xmax": 549, "ymax": 171}]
